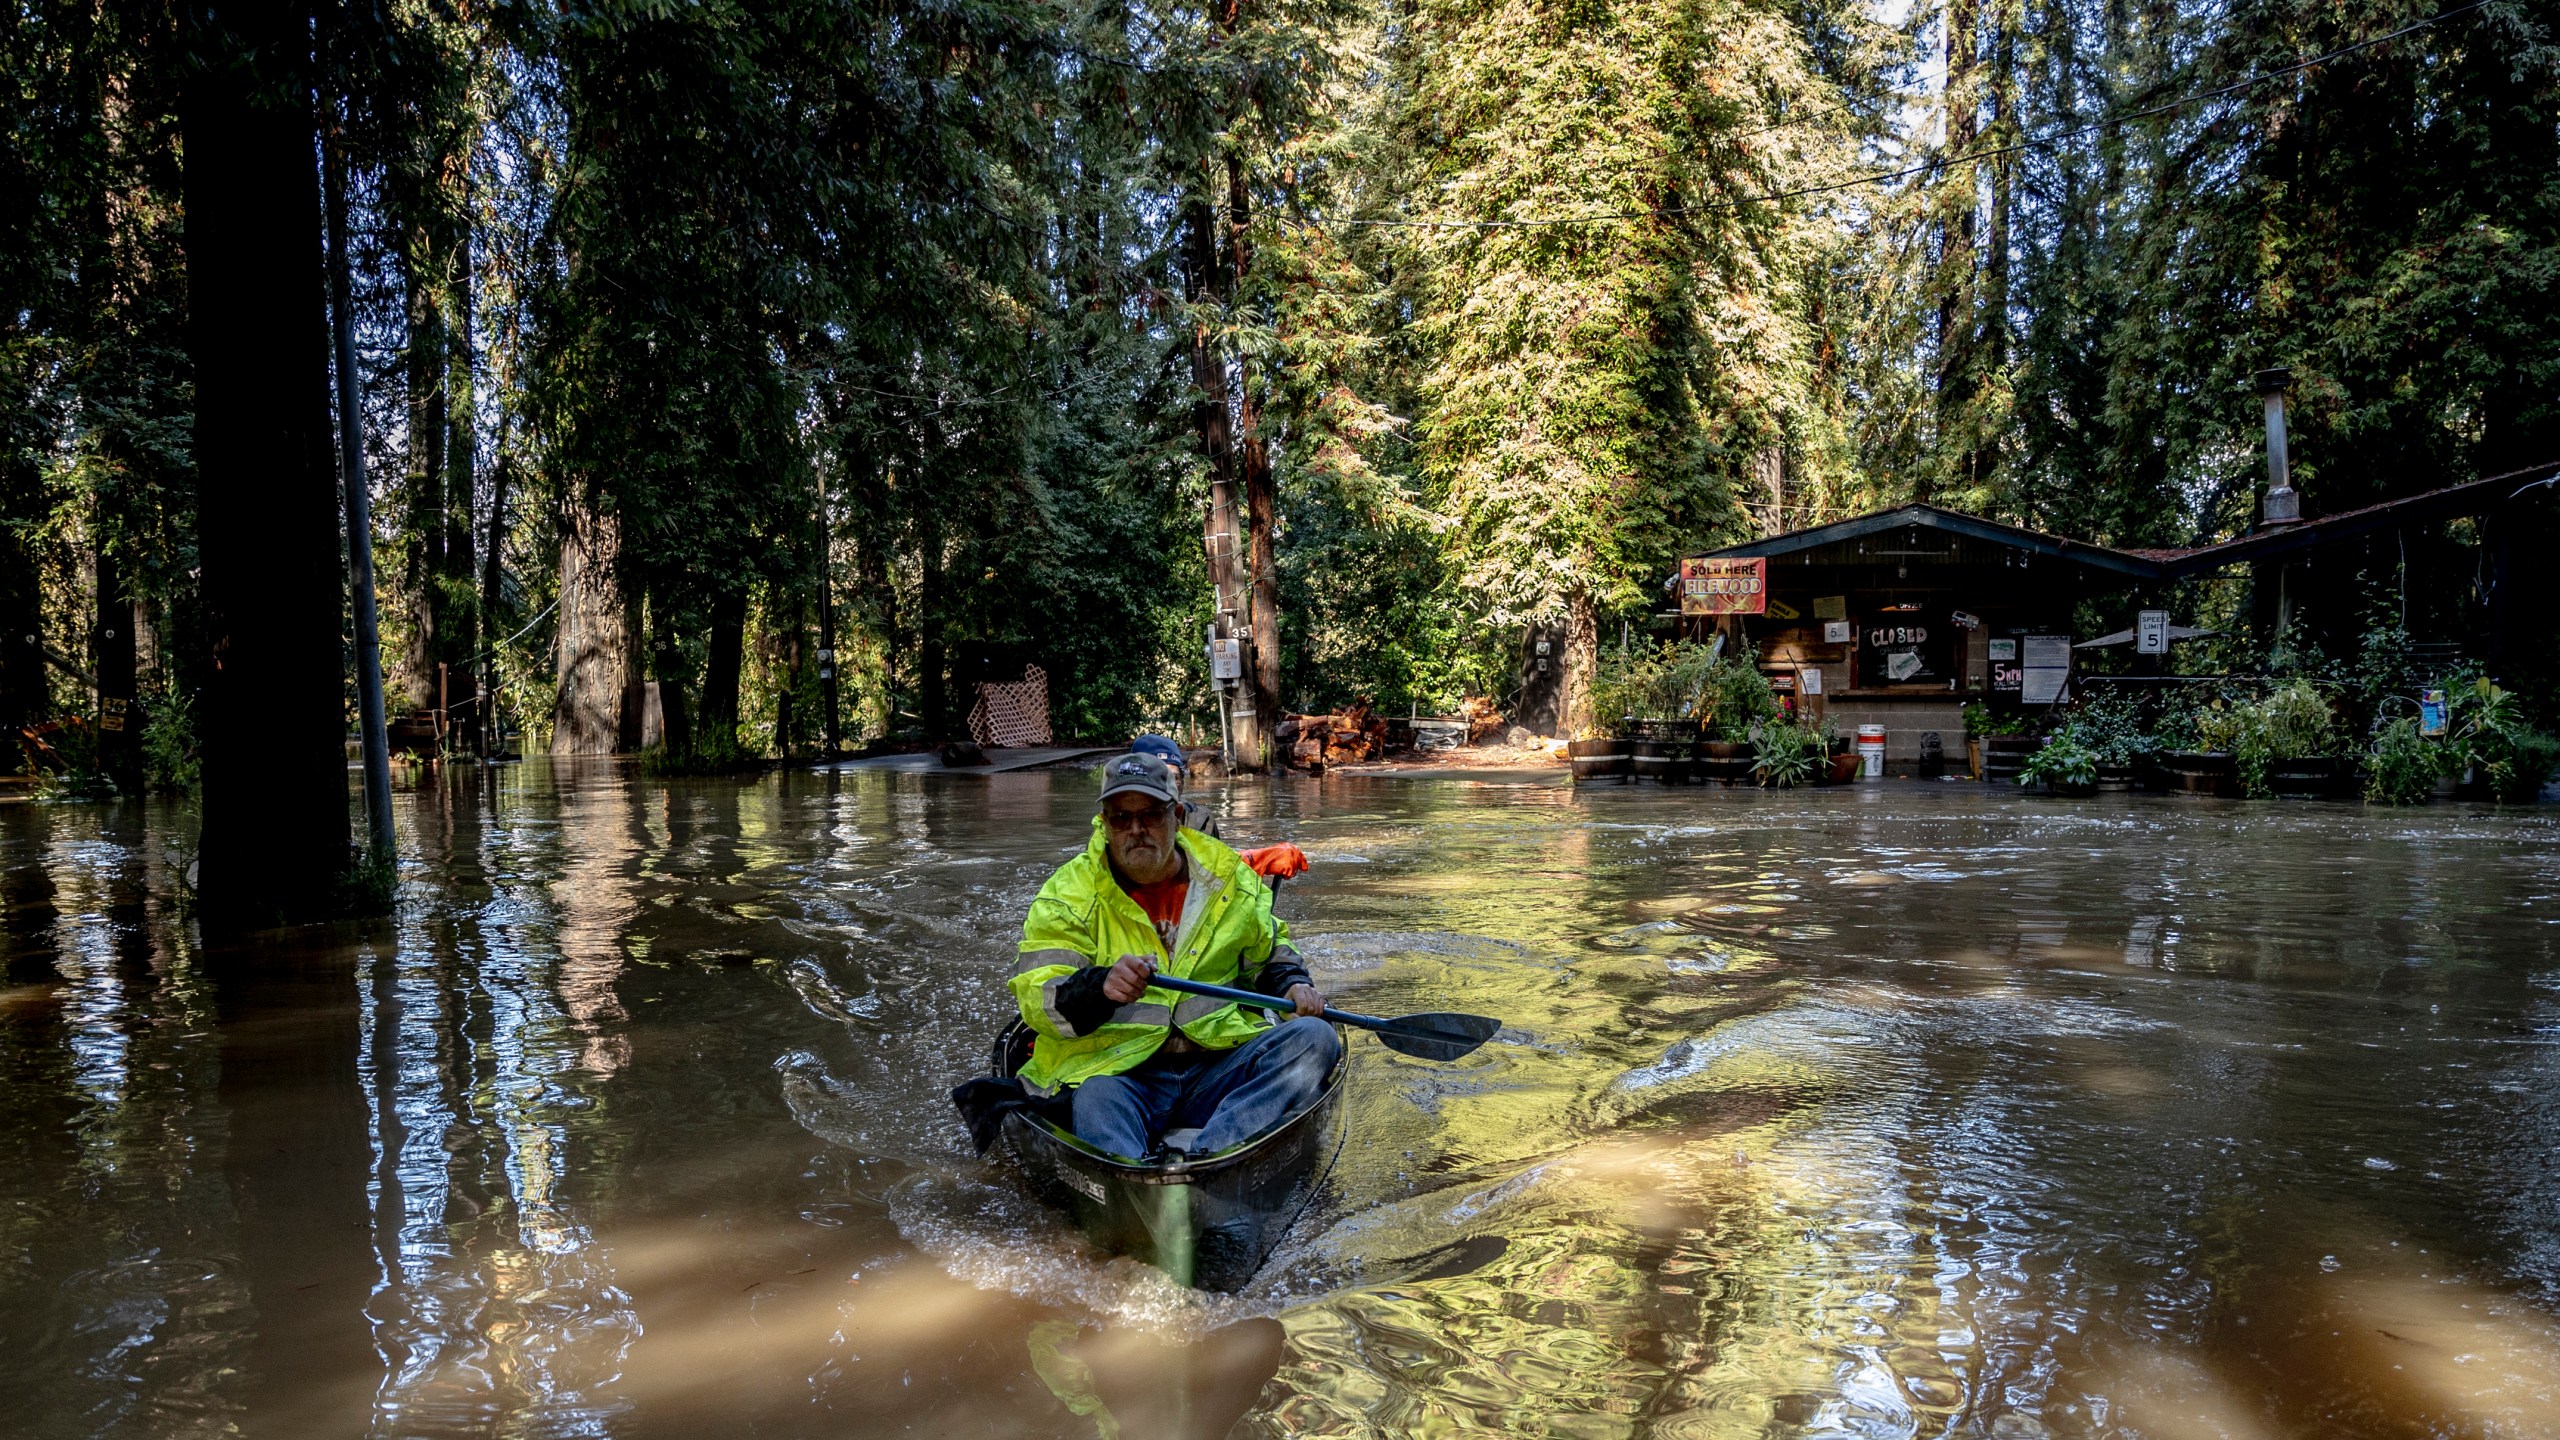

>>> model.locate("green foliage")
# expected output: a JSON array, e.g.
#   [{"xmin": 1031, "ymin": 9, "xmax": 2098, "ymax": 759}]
[
  {"xmin": 1581, "ymin": 642, "xmax": 1778, "ymax": 739},
  {"xmin": 1585, "ymin": 646, "xmax": 1649, "ymax": 738},
  {"xmin": 334, "ymin": 844, "xmax": 398, "ymax": 919},
  {"xmin": 2450, "ymin": 678, "xmax": 2559, "ymax": 804},
  {"xmin": 2019, "ymin": 727, "xmax": 2099, "ymax": 791},
  {"xmin": 2070, "ymin": 689, "xmax": 2164, "ymax": 767},
  {"xmin": 2364, "ymin": 717, "xmax": 2444, "ymax": 806},
  {"xmin": 2190, "ymin": 700, "xmax": 2247, "ymax": 756},
  {"xmin": 1752, "ymin": 720, "xmax": 1823, "ymax": 788},
  {"xmin": 2188, "ymin": 680, "xmax": 2342, "ymax": 796},
  {"xmin": 1705, "ymin": 656, "xmax": 1782, "ymax": 743},
  {"xmin": 1961, "ymin": 701, "xmax": 2027, "ymax": 737},
  {"xmin": 140, "ymin": 680, "xmax": 199, "ymax": 796}
]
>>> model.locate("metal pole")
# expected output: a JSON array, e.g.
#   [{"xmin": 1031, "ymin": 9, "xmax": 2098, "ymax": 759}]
[
  {"xmin": 1209, "ymin": 624, "xmax": 1232, "ymax": 770},
  {"xmin": 327, "ymin": 113, "xmax": 395, "ymax": 861}
]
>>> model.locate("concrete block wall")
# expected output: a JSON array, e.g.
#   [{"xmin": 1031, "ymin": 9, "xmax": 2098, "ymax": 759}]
[{"xmin": 1820, "ymin": 700, "xmax": 1967, "ymax": 767}]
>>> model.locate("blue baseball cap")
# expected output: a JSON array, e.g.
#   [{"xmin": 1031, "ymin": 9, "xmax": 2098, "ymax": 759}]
[{"xmin": 1130, "ymin": 734, "xmax": 1189, "ymax": 773}]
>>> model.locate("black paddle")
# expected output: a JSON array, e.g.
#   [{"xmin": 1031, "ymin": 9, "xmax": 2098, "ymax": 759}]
[{"xmin": 1145, "ymin": 973, "xmax": 1500, "ymax": 1062}]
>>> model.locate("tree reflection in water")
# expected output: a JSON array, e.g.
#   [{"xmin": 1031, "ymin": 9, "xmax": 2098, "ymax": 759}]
[{"xmin": 4, "ymin": 769, "xmax": 2560, "ymax": 1437}]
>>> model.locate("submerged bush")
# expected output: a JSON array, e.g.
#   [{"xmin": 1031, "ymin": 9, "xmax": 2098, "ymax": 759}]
[
  {"xmin": 2019, "ymin": 726, "xmax": 2099, "ymax": 791},
  {"xmin": 2364, "ymin": 717, "xmax": 2443, "ymax": 805},
  {"xmin": 1751, "ymin": 721, "xmax": 1822, "ymax": 788}
]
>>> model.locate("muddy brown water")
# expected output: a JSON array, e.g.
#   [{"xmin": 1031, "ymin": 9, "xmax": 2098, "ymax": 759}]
[{"xmin": 4, "ymin": 763, "xmax": 2560, "ymax": 1438}]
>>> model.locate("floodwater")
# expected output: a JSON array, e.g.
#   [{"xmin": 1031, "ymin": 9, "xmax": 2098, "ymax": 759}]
[{"xmin": 5, "ymin": 765, "xmax": 2560, "ymax": 1439}]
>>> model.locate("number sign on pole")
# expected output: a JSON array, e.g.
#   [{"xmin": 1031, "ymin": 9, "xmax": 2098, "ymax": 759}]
[{"xmin": 2136, "ymin": 610, "xmax": 2171, "ymax": 655}]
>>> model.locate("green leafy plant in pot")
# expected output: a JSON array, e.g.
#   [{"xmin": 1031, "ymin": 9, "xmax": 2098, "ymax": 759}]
[
  {"xmin": 2231, "ymin": 679, "xmax": 2338, "ymax": 798},
  {"xmin": 2451, "ymin": 678, "xmax": 2560, "ymax": 803},
  {"xmin": 2363, "ymin": 716, "xmax": 2444, "ymax": 805},
  {"xmin": 1703, "ymin": 656, "xmax": 1779, "ymax": 750},
  {"xmin": 2018, "ymin": 725, "xmax": 2100, "ymax": 795},
  {"xmin": 1752, "ymin": 719, "xmax": 1823, "ymax": 789}
]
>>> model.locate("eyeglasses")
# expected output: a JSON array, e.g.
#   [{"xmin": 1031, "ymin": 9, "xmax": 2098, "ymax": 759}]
[{"xmin": 1103, "ymin": 803, "xmax": 1173, "ymax": 830}]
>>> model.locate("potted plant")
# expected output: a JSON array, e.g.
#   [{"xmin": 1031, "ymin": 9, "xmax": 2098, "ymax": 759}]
[
  {"xmin": 1572, "ymin": 650, "xmax": 1646, "ymax": 783},
  {"xmin": 2450, "ymin": 678, "xmax": 2560, "ymax": 803},
  {"xmin": 1752, "ymin": 719, "xmax": 1824, "ymax": 789},
  {"xmin": 2237, "ymin": 679, "xmax": 2342, "ymax": 798},
  {"xmin": 2163, "ymin": 700, "xmax": 2242, "ymax": 796},
  {"xmin": 1967, "ymin": 704, "xmax": 2035, "ymax": 781},
  {"xmin": 2362, "ymin": 715, "xmax": 2443, "ymax": 805},
  {"xmin": 2018, "ymin": 725, "xmax": 2100, "ymax": 796},
  {"xmin": 1700, "ymin": 655, "xmax": 1777, "ymax": 760},
  {"xmin": 2078, "ymin": 689, "xmax": 2161, "ymax": 791},
  {"xmin": 1567, "ymin": 724, "xmax": 1633, "ymax": 782}
]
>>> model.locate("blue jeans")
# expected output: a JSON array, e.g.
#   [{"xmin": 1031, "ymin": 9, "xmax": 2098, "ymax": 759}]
[{"xmin": 1069, "ymin": 1017, "xmax": 1341, "ymax": 1160}]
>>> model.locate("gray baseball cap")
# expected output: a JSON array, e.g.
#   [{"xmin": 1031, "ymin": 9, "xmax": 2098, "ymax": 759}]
[{"xmin": 1098, "ymin": 751, "xmax": 1182, "ymax": 806}]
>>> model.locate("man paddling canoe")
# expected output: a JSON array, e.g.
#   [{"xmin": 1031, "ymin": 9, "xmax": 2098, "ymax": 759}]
[{"xmin": 1008, "ymin": 751, "xmax": 1339, "ymax": 1160}]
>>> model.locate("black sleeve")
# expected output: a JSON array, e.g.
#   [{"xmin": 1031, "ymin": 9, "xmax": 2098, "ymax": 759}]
[
  {"xmin": 1250, "ymin": 942, "xmax": 1313, "ymax": 1000},
  {"xmin": 1054, "ymin": 964, "xmax": 1118, "ymax": 1036}
]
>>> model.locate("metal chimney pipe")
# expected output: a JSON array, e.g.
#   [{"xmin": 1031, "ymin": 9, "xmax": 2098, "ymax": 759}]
[{"xmin": 2255, "ymin": 366, "xmax": 2300, "ymax": 527}]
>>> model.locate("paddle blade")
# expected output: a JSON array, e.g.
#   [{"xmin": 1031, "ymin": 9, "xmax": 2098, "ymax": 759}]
[{"xmin": 1369, "ymin": 1012, "xmax": 1501, "ymax": 1061}]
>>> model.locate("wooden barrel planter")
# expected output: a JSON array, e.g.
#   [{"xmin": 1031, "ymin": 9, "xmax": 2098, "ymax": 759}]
[
  {"xmin": 1699, "ymin": 756, "xmax": 1755, "ymax": 786},
  {"xmin": 2161, "ymin": 750, "xmax": 2236, "ymax": 796},
  {"xmin": 2267, "ymin": 756, "xmax": 2340, "ymax": 799},
  {"xmin": 1567, "ymin": 738, "xmax": 1631, "ymax": 783},
  {"xmin": 1980, "ymin": 735, "xmax": 2037, "ymax": 783},
  {"xmin": 2094, "ymin": 763, "xmax": 2138, "ymax": 793},
  {"xmin": 1629, "ymin": 740, "xmax": 1671, "ymax": 785}
]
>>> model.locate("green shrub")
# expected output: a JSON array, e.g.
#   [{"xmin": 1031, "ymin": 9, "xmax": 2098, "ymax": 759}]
[
  {"xmin": 2452, "ymin": 679, "xmax": 2559, "ymax": 803},
  {"xmin": 1962, "ymin": 700, "xmax": 2027, "ymax": 736},
  {"xmin": 1751, "ymin": 721, "xmax": 1822, "ymax": 788},
  {"xmin": 141, "ymin": 682, "xmax": 200, "ymax": 796},
  {"xmin": 2191, "ymin": 700, "xmax": 2246, "ymax": 755},
  {"xmin": 2075, "ymin": 689, "xmax": 2164, "ymax": 767},
  {"xmin": 2019, "ymin": 726, "xmax": 2099, "ymax": 791},
  {"xmin": 1704, "ymin": 654, "xmax": 1779, "ymax": 742},
  {"xmin": 2363, "ymin": 716, "xmax": 2444, "ymax": 805},
  {"xmin": 2227, "ymin": 679, "xmax": 2337, "ymax": 797}
]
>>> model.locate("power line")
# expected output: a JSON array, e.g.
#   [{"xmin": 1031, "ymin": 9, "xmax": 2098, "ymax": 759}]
[{"xmin": 1296, "ymin": 0, "xmax": 2491, "ymax": 232}]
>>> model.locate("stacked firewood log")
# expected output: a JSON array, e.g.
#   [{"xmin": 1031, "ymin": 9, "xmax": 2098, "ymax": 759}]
[{"xmin": 1277, "ymin": 701, "xmax": 1388, "ymax": 769}]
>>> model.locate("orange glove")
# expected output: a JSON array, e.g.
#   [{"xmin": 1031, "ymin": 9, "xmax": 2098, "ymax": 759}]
[{"xmin": 1240, "ymin": 843, "xmax": 1309, "ymax": 880}]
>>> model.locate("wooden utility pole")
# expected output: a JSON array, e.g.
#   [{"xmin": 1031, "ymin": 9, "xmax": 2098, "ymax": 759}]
[{"xmin": 1187, "ymin": 175, "xmax": 1264, "ymax": 769}]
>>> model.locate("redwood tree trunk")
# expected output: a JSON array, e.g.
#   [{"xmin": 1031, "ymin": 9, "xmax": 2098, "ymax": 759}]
[
  {"xmin": 651, "ymin": 599, "xmax": 692, "ymax": 760},
  {"xmin": 0, "ymin": 454, "xmax": 45, "ymax": 770},
  {"xmin": 184, "ymin": 0, "xmax": 355, "ymax": 925},
  {"xmin": 1230, "ymin": 152, "xmax": 1282, "ymax": 740},
  {"xmin": 399, "ymin": 221, "xmax": 446, "ymax": 711},
  {"xmin": 551, "ymin": 498, "xmax": 625, "ymax": 755},
  {"xmin": 1559, "ymin": 591, "xmax": 1599, "ymax": 740},
  {"xmin": 699, "ymin": 587, "xmax": 746, "ymax": 758},
  {"xmin": 93, "ymin": 543, "xmax": 140, "ymax": 788},
  {"xmin": 440, "ymin": 224, "xmax": 479, "ymax": 750},
  {"xmin": 478, "ymin": 453, "xmax": 508, "ymax": 754}
]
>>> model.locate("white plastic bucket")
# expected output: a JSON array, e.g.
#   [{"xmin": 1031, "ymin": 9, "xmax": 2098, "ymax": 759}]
[{"xmin": 1855, "ymin": 724, "xmax": 1888, "ymax": 779}]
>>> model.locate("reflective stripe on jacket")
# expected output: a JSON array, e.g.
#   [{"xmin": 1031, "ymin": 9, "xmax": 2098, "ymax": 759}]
[{"xmin": 1009, "ymin": 819, "xmax": 1294, "ymax": 1094}]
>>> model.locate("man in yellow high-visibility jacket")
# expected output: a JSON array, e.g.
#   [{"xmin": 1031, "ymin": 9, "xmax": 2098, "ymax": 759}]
[{"xmin": 1009, "ymin": 751, "xmax": 1338, "ymax": 1159}]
